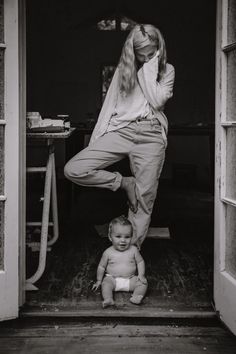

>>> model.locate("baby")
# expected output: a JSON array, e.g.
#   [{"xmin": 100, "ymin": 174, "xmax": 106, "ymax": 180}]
[{"xmin": 92, "ymin": 215, "xmax": 148, "ymax": 308}]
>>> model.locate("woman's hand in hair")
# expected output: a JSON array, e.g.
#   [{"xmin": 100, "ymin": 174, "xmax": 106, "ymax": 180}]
[{"xmin": 149, "ymin": 49, "xmax": 160, "ymax": 62}]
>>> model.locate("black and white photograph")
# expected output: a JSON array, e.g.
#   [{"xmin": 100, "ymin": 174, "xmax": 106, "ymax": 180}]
[{"xmin": 0, "ymin": 0, "xmax": 236, "ymax": 352}]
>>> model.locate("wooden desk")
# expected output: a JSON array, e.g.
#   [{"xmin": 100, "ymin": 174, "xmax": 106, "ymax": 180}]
[{"xmin": 26, "ymin": 128, "xmax": 76, "ymax": 291}]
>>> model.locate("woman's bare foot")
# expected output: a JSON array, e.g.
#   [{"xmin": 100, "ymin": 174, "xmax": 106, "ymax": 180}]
[{"xmin": 121, "ymin": 176, "xmax": 138, "ymax": 213}]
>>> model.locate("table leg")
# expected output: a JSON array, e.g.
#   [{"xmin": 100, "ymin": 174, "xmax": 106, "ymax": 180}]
[
  {"xmin": 25, "ymin": 150, "xmax": 53, "ymax": 291},
  {"xmin": 47, "ymin": 152, "xmax": 59, "ymax": 246}
]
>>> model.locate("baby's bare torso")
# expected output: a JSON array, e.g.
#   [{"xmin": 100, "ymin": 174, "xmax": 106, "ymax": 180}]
[{"xmin": 106, "ymin": 246, "xmax": 137, "ymax": 278}]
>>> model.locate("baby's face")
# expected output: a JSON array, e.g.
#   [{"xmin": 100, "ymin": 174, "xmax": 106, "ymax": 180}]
[{"xmin": 109, "ymin": 224, "xmax": 132, "ymax": 252}]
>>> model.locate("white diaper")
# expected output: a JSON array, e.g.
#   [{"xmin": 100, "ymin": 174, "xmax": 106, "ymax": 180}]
[{"xmin": 114, "ymin": 277, "xmax": 130, "ymax": 292}]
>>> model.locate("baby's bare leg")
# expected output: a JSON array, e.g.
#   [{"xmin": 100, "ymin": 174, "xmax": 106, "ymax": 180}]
[
  {"xmin": 129, "ymin": 276, "xmax": 148, "ymax": 304},
  {"xmin": 101, "ymin": 276, "xmax": 116, "ymax": 308}
]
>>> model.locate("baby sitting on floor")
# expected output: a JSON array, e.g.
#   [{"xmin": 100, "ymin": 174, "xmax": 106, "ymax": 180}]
[{"xmin": 92, "ymin": 215, "xmax": 148, "ymax": 308}]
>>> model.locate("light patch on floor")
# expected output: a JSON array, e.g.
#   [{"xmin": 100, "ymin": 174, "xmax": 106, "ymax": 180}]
[{"xmin": 95, "ymin": 225, "xmax": 170, "ymax": 239}]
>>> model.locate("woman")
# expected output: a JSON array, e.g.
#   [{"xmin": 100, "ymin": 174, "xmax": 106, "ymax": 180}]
[{"xmin": 64, "ymin": 24, "xmax": 175, "ymax": 249}]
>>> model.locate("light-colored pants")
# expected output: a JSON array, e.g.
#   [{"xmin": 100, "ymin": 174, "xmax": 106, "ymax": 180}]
[{"xmin": 64, "ymin": 119, "xmax": 166, "ymax": 247}]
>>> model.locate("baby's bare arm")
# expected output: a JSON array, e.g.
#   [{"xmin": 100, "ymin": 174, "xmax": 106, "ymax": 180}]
[
  {"xmin": 137, "ymin": 259, "xmax": 145, "ymax": 276},
  {"xmin": 92, "ymin": 251, "xmax": 109, "ymax": 290},
  {"xmin": 134, "ymin": 247, "xmax": 148, "ymax": 285}
]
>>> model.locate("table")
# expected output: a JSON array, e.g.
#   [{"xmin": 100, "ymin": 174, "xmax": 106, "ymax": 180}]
[{"xmin": 25, "ymin": 128, "xmax": 76, "ymax": 291}]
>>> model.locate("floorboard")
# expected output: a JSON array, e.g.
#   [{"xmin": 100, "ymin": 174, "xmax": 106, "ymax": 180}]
[{"xmin": 0, "ymin": 319, "xmax": 236, "ymax": 354}]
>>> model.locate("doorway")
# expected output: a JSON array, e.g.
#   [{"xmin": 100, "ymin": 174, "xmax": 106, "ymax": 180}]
[{"xmin": 24, "ymin": 0, "xmax": 216, "ymax": 314}]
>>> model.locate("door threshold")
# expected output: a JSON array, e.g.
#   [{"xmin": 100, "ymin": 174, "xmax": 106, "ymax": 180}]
[{"xmin": 20, "ymin": 305, "xmax": 216, "ymax": 320}]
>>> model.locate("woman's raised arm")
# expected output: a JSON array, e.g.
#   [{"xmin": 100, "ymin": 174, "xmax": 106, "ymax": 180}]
[{"xmin": 137, "ymin": 57, "xmax": 175, "ymax": 110}]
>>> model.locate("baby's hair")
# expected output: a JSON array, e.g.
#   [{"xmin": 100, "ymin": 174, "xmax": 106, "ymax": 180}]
[
  {"xmin": 108, "ymin": 215, "xmax": 133, "ymax": 237},
  {"xmin": 118, "ymin": 24, "xmax": 167, "ymax": 95}
]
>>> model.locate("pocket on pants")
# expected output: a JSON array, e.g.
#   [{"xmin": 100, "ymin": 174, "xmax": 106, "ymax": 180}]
[
  {"xmin": 151, "ymin": 123, "xmax": 162, "ymax": 133},
  {"xmin": 150, "ymin": 124, "xmax": 165, "ymax": 146}
]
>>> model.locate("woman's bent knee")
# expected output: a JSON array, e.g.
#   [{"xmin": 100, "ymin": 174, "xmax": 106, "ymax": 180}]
[
  {"xmin": 64, "ymin": 160, "xmax": 74, "ymax": 180},
  {"xmin": 64, "ymin": 158, "xmax": 89, "ymax": 181}
]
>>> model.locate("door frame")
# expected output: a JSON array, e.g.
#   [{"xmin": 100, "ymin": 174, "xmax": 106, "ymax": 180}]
[
  {"xmin": 214, "ymin": 0, "xmax": 236, "ymax": 335},
  {"xmin": 0, "ymin": 0, "xmax": 25, "ymax": 321},
  {"xmin": 3, "ymin": 0, "xmax": 236, "ymax": 327},
  {"xmin": 18, "ymin": 0, "xmax": 26, "ymax": 307}
]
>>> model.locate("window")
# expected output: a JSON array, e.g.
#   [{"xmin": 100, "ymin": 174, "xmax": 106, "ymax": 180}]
[
  {"xmin": 97, "ymin": 16, "xmax": 136, "ymax": 31},
  {"xmin": 97, "ymin": 18, "xmax": 116, "ymax": 31},
  {"xmin": 120, "ymin": 16, "xmax": 136, "ymax": 31}
]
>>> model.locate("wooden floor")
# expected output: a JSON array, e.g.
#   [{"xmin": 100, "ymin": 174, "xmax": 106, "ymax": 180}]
[
  {"xmin": 25, "ymin": 226, "xmax": 214, "ymax": 313},
  {"xmin": 0, "ymin": 318, "xmax": 236, "ymax": 354},
  {"xmin": 16, "ymin": 183, "xmax": 236, "ymax": 352},
  {"xmin": 25, "ymin": 183, "xmax": 215, "ymax": 319}
]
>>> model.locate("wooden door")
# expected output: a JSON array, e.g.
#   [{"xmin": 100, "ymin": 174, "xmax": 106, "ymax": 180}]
[
  {"xmin": 0, "ymin": 0, "xmax": 25, "ymax": 321},
  {"xmin": 214, "ymin": 0, "xmax": 236, "ymax": 335}
]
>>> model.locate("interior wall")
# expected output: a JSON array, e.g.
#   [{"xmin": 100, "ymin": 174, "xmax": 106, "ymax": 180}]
[{"xmin": 26, "ymin": 0, "xmax": 216, "ymax": 187}]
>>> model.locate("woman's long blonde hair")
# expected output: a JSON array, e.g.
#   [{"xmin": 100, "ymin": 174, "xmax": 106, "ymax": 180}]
[{"xmin": 118, "ymin": 24, "xmax": 167, "ymax": 95}]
